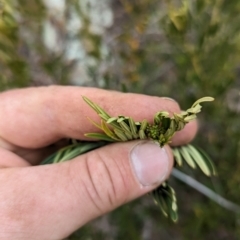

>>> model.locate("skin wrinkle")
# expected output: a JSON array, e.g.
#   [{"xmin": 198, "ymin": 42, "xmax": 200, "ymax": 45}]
[
  {"xmin": 93, "ymin": 147, "xmax": 134, "ymax": 209},
  {"xmin": 66, "ymin": 160, "xmax": 102, "ymax": 217},
  {"xmin": 100, "ymin": 158, "xmax": 117, "ymax": 208},
  {"xmin": 84, "ymin": 149, "xmax": 131, "ymax": 214},
  {"xmin": 81, "ymin": 175, "xmax": 102, "ymax": 215},
  {"xmin": 86, "ymin": 153, "xmax": 115, "ymax": 214},
  {"xmin": 85, "ymin": 155, "xmax": 104, "ymax": 214},
  {"xmin": 110, "ymin": 149, "xmax": 131, "ymax": 205}
]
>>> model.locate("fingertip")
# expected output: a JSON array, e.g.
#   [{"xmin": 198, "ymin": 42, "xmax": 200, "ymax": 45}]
[{"xmin": 170, "ymin": 120, "xmax": 198, "ymax": 146}]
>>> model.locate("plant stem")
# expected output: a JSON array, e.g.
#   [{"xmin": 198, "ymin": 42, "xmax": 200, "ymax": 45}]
[{"xmin": 171, "ymin": 168, "xmax": 240, "ymax": 213}]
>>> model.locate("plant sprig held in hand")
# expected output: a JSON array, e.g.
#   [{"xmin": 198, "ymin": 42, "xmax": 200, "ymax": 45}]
[
  {"xmin": 83, "ymin": 96, "xmax": 213, "ymax": 147},
  {"xmin": 82, "ymin": 96, "xmax": 215, "ymax": 221},
  {"xmin": 42, "ymin": 96, "xmax": 216, "ymax": 222}
]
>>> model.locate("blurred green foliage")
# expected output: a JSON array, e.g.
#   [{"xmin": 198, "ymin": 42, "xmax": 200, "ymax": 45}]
[{"xmin": 1, "ymin": 0, "xmax": 240, "ymax": 239}]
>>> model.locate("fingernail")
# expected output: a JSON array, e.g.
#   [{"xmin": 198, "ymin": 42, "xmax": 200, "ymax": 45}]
[{"xmin": 130, "ymin": 141, "xmax": 170, "ymax": 186}]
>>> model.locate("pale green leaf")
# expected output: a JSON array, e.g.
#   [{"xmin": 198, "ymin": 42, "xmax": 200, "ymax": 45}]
[
  {"xmin": 118, "ymin": 120, "xmax": 131, "ymax": 134},
  {"xmin": 139, "ymin": 129, "xmax": 146, "ymax": 139},
  {"xmin": 113, "ymin": 128, "xmax": 128, "ymax": 141},
  {"xmin": 86, "ymin": 117, "xmax": 102, "ymax": 130},
  {"xmin": 101, "ymin": 120, "xmax": 120, "ymax": 141},
  {"xmin": 84, "ymin": 133, "xmax": 116, "ymax": 141},
  {"xmin": 186, "ymin": 104, "xmax": 202, "ymax": 114},
  {"xmin": 195, "ymin": 146, "xmax": 217, "ymax": 176},
  {"xmin": 99, "ymin": 113, "xmax": 111, "ymax": 121},
  {"xmin": 41, "ymin": 141, "xmax": 108, "ymax": 164},
  {"xmin": 128, "ymin": 117, "xmax": 138, "ymax": 138},
  {"xmin": 53, "ymin": 150, "xmax": 64, "ymax": 163},
  {"xmin": 186, "ymin": 144, "xmax": 211, "ymax": 176},
  {"xmin": 123, "ymin": 130, "xmax": 133, "ymax": 140},
  {"xmin": 82, "ymin": 96, "xmax": 99, "ymax": 113},
  {"xmin": 191, "ymin": 96, "xmax": 214, "ymax": 108},
  {"xmin": 83, "ymin": 96, "xmax": 111, "ymax": 120},
  {"xmin": 172, "ymin": 148, "xmax": 183, "ymax": 166},
  {"xmin": 117, "ymin": 117, "xmax": 125, "ymax": 122},
  {"xmin": 153, "ymin": 191, "xmax": 168, "ymax": 217},
  {"xmin": 106, "ymin": 117, "xmax": 118, "ymax": 123},
  {"xmin": 184, "ymin": 115, "xmax": 197, "ymax": 122},
  {"xmin": 179, "ymin": 146, "xmax": 196, "ymax": 169},
  {"xmin": 140, "ymin": 119, "xmax": 148, "ymax": 131}
]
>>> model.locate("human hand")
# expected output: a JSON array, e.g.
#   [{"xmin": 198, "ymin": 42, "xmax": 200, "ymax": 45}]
[{"xmin": 0, "ymin": 86, "xmax": 197, "ymax": 239}]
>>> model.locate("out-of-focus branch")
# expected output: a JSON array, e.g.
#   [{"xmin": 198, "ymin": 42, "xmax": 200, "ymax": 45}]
[{"xmin": 172, "ymin": 168, "xmax": 240, "ymax": 213}]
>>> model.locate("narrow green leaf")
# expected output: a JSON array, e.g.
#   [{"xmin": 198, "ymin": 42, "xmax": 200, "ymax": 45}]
[
  {"xmin": 108, "ymin": 121, "xmax": 123, "ymax": 131},
  {"xmin": 179, "ymin": 146, "xmax": 196, "ymax": 169},
  {"xmin": 99, "ymin": 113, "xmax": 111, "ymax": 121},
  {"xmin": 82, "ymin": 96, "xmax": 99, "ymax": 113},
  {"xmin": 113, "ymin": 128, "xmax": 128, "ymax": 141},
  {"xmin": 59, "ymin": 147, "xmax": 84, "ymax": 162},
  {"xmin": 177, "ymin": 121, "xmax": 185, "ymax": 131},
  {"xmin": 123, "ymin": 130, "xmax": 133, "ymax": 140},
  {"xmin": 140, "ymin": 119, "xmax": 148, "ymax": 131},
  {"xmin": 53, "ymin": 150, "xmax": 64, "ymax": 163},
  {"xmin": 169, "ymin": 186, "xmax": 177, "ymax": 202},
  {"xmin": 184, "ymin": 115, "xmax": 197, "ymax": 122},
  {"xmin": 186, "ymin": 144, "xmax": 211, "ymax": 176},
  {"xmin": 118, "ymin": 120, "xmax": 131, "ymax": 134},
  {"xmin": 168, "ymin": 204, "xmax": 178, "ymax": 222},
  {"xmin": 179, "ymin": 111, "xmax": 188, "ymax": 116},
  {"xmin": 191, "ymin": 96, "xmax": 214, "ymax": 108},
  {"xmin": 83, "ymin": 96, "xmax": 111, "ymax": 120},
  {"xmin": 163, "ymin": 185, "xmax": 177, "ymax": 204},
  {"xmin": 84, "ymin": 133, "xmax": 116, "ymax": 142},
  {"xmin": 106, "ymin": 117, "xmax": 118, "ymax": 123},
  {"xmin": 101, "ymin": 120, "xmax": 119, "ymax": 140},
  {"xmin": 128, "ymin": 117, "xmax": 138, "ymax": 137},
  {"xmin": 41, "ymin": 141, "xmax": 108, "ymax": 164},
  {"xmin": 161, "ymin": 188, "xmax": 174, "ymax": 199},
  {"xmin": 139, "ymin": 129, "xmax": 146, "ymax": 139},
  {"xmin": 105, "ymin": 118, "xmax": 123, "ymax": 131},
  {"xmin": 195, "ymin": 146, "xmax": 217, "ymax": 176},
  {"xmin": 171, "ymin": 201, "xmax": 178, "ymax": 212},
  {"xmin": 186, "ymin": 104, "xmax": 202, "ymax": 114},
  {"xmin": 86, "ymin": 117, "xmax": 102, "ymax": 130},
  {"xmin": 164, "ymin": 198, "xmax": 177, "ymax": 221},
  {"xmin": 95, "ymin": 106, "xmax": 111, "ymax": 119},
  {"xmin": 117, "ymin": 117, "xmax": 125, "ymax": 123},
  {"xmin": 153, "ymin": 191, "xmax": 168, "ymax": 217}
]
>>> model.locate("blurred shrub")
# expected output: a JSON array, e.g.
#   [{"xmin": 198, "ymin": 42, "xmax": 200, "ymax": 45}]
[{"xmin": 1, "ymin": 0, "xmax": 240, "ymax": 239}]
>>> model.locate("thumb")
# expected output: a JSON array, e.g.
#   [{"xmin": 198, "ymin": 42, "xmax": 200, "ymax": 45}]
[
  {"xmin": 0, "ymin": 141, "xmax": 173, "ymax": 240},
  {"xmin": 67, "ymin": 140, "xmax": 173, "ymax": 229}
]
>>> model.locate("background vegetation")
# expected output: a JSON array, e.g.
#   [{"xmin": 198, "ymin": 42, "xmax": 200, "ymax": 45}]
[{"xmin": 1, "ymin": 0, "xmax": 240, "ymax": 239}]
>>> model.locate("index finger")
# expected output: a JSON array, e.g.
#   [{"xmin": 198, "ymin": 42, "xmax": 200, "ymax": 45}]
[{"xmin": 0, "ymin": 86, "xmax": 197, "ymax": 148}]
